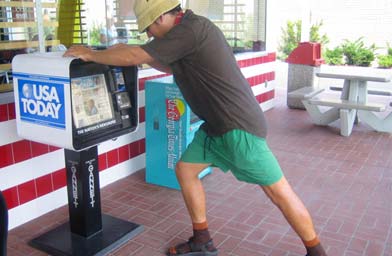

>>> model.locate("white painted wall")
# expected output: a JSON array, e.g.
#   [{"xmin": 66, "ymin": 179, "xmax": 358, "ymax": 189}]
[{"xmin": 268, "ymin": 0, "xmax": 392, "ymax": 54}]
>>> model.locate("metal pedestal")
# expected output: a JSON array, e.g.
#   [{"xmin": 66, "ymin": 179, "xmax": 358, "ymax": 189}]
[{"xmin": 29, "ymin": 146, "xmax": 143, "ymax": 255}]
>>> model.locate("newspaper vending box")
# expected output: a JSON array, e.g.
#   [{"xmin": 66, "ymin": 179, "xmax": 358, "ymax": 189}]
[
  {"xmin": 145, "ymin": 76, "xmax": 212, "ymax": 190},
  {"xmin": 12, "ymin": 52, "xmax": 142, "ymax": 256}
]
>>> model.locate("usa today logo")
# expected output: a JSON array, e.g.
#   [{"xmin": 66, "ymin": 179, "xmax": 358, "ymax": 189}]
[{"xmin": 17, "ymin": 77, "xmax": 66, "ymax": 129}]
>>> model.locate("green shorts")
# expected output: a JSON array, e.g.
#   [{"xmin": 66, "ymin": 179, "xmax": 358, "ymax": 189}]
[{"xmin": 180, "ymin": 129, "xmax": 283, "ymax": 186}]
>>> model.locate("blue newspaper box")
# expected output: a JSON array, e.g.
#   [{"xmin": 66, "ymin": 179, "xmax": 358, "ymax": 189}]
[{"xmin": 145, "ymin": 76, "xmax": 212, "ymax": 190}]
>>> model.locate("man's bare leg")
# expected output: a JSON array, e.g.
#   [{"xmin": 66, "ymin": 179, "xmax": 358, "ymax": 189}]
[
  {"xmin": 175, "ymin": 161, "xmax": 210, "ymax": 223},
  {"xmin": 167, "ymin": 161, "xmax": 217, "ymax": 255},
  {"xmin": 262, "ymin": 176, "xmax": 327, "ymax": 255}
]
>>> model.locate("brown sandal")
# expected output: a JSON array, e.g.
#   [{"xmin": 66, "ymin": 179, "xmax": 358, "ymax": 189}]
[{"xmin": 167, "ymin": 237, "xmax": 218, "ymax": 256}]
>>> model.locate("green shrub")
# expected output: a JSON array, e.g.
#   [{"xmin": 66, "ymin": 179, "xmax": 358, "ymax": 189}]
[
  {"xmin": 324, "ymin": 47, "xmax": 344, "ymax": 65},
  {"xmin": 378, "ymin": 55, "xmax": 392, "ymax": 68},
  {"xmin": 340, "ymin": 37, "xmax": 376, "ymax": 66},
  {"xmin": 377, "ymin": 43, "xmax": 392, "ymax": 68}
]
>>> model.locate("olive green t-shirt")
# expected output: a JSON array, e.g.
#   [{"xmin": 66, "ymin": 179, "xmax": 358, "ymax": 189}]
[{"xmin": 141, "ymin": 10, "xmax": 267, "ymax": 138}]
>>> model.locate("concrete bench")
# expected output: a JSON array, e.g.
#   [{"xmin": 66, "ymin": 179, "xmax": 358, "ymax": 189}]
[
  {"xmin": 287, "ymin": 86, "xmax": 325, "ymax": 110},
  {"xmin": 288, "ymin": 86, "xmax": 325, "ymax": 99},
  {"xmin": 309, "ymin": 97, "xmax": 386, "ymax": 112},
  {"xmin": 330, "ymin": 86, "xmax": 392, "ymax": 96}
]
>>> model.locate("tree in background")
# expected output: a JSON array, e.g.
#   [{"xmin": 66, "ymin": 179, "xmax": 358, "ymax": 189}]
[
  {"xmin": 277, "ymin": 20, "xmax": 301, "ymax": 60},
  {"xmin": 278, "ymin": 20, "xmax": 329, "ymax": 60},
  {"xmin": 309, "ymin": 21, "xmax": 329, "ymax": 47},
  {"xmin": 88, "ymin": 21, "xmax": 104, "ymax": 46}
]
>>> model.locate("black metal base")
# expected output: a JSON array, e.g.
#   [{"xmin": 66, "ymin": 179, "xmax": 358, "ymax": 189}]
[{"xmin": 29, "ymin": 214, "xmax": 143, "ymax": 256}]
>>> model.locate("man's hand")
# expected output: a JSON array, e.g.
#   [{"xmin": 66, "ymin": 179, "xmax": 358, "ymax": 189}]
[
  {"xmin": 63, "ymin": 45, "xmax": 94, "ymax": 61},
  {"xmin": 63, "ymin": 43, "xmax": 155, "ymax": 67}
]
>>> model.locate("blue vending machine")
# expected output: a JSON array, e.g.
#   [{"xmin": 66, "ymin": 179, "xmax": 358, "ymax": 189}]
[{"xmin": 145, "ymin": 76, "xmax": 212, "ymax": 190}]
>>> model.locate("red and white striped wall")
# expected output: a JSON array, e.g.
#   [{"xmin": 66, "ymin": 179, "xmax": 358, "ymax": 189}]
[{"xmin": 0, "ymin": 51, "xmax": 276, "ymax": 229}]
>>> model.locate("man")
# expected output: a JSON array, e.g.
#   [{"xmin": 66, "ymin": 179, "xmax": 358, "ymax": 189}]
[{"xmin": 64, "ymin": 1, "xmax": 327, "ymax": 255}]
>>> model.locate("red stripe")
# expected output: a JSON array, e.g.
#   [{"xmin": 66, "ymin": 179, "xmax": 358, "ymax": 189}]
[
  {"xmin": 0, "ymin": 103, "xmax": 15, "ymax": 122},
  {"xmin": 247, "ymin": 71, "xmax": 275, "ymax": 87},
  {"xmin": 256, "ymin": 90, "xmax": 275, "ymax": 104},
  {"xmin": 31, "ymin": 142, "xmax": 50, "ymax": 158},
  {"xmin": 12, "ymin": 140, "xmax": 32, "ymax": 163},
  {"xmin": 52, "ymin": 168, "xmax": 66, "ymax": 190},
  {"xmin": 0, "ymin": 144, "xmax": 13, "ymax": 168},
  {"xmin": 18, "ymin": 180, "xmax": 37, "ymax": 205},
  {"xmin": 36, "ymin": 174, "xmax": 54, "ymax": 197},
  {"xmin": 8, "ymin": 103, "xmax": 15, "ymax": 119},
  {"xmin": 139, "ymin": 107, "xmax": 145, "ymax": 123},
  {"xmin": 139, "ymin": 78, "xmax": 146, "ymax": 91},
  {"xmin": 0, "ymin": 140, "xmax": 62, "ymax": 168},
  {"xmin": 0, "ymin": 104, "xmax": 7, "ymax": 122},
  {"xmin": 237, "ymin": 52, "xmax": 276, "ymax": 68},
  {"xmin": 118, "ymin": 144, "xmax": 130, "ymax": 163},
  {"xmin": 98, "ymin": 153, "xmax": 108, "ymax": 171},
  {"xmin": 107, "ymin": 147, "xmax": 119, "ymax": 168},
  {"xmin": 2, "ymin": 187, "xmax": 19, "ymax": 209}
]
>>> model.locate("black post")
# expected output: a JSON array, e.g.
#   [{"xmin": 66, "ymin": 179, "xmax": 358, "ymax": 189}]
[
  {"xmin": 0, "ymin": 190, "xmax": 8, "ymax": 256},
  {"xmin": 29, "ymin": 146, "xmax": 143, "ymax": 256},
  {"xmin": 65, "ymin": 146, "xmax": 102, "ymax": 237}
]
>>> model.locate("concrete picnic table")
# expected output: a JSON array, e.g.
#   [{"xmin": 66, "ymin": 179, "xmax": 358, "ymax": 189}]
[{"xmin": 302, "ymin": 65, "xmax": 392, "ymax": 136}]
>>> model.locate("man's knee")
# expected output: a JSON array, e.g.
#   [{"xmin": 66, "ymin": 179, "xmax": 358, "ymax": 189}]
[
  {"xmin": 175, "ymin": 161, "xmax": 187, "ymax": 178},
  {"xmin": 175, "ymin": 161, "xmax": 210, "ymax": 180},
  {"xmin": 175, "ymin": 161, "xmax": 196, "ymax": 179},
  {"xmin": 261, "ymin": 176, "xmax": 295, "ymax": 206}
]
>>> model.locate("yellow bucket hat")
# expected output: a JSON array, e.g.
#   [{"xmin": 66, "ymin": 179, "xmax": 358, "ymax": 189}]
[{"xmin": 133, "ymin": 0, "xmax": 181, "ymax": 33}]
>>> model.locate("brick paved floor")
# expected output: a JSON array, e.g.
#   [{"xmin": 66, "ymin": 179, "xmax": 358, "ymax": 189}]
[{"xmin": 6, "ymin": 88, "xmax": 392, "ymax": 256}]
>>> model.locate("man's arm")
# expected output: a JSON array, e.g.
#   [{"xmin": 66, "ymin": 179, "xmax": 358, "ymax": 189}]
[
  {"xmin": 148, "ymin": 59, "xmax": 172, "ymax": 74},
  {"xmin": 63, "ymin": 44, "xmax": 154, "ymax": 67}
]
